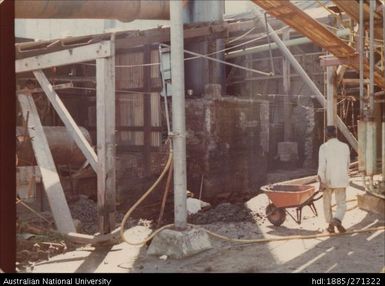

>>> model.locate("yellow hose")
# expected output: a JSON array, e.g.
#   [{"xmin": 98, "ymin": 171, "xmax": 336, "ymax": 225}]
[
  {"xmin": 201, "ymin": 225, "xmax": 385, "ymax": 243},
  {"xmin": 119, "ymin": 145, "xmax": 383, "ymax": 245},
  {"xmin": 120, "ymin": 166, "xmax": 384, "ymax": 245},
  {"xmin": 120, "ymin": 149, "xmax": 174, "ymax": 246}
]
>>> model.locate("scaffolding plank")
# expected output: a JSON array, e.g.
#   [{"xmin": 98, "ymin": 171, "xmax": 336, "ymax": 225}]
[{"xmin": 17, "ymin": 93, "xmax": 76, "ymax": 234}]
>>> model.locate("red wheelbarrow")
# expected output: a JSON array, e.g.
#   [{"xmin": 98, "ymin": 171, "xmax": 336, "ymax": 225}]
[{"xmin": 261, "ymin": 184, "xmax": 323, "ymax": 226}]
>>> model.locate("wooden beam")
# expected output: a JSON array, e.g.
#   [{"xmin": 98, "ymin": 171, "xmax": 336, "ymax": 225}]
[
  {"xmin": 16, "ymin": 41, "xmax": 112, "ymax": 73},
  {"xmin": 16, "ymin": 82, "xmax": 74, "ymax": 94},
  {"xmin": 96, "ymin": 46, "xmax": 116, "ymax": 234},
  {"xmin": 341, "ymin": 78, "xmax": 371, "ymax": 85},
  {"xmin": 17, "ymin": 93, "xmax": 76, "ymax": 234},
  {"xmin": 33, "ymin": 70, "xmax": 98, "ymax": 171},
  {"xmin": 320, "ymin": 55, "xmax": 359, "ymax": 67}
]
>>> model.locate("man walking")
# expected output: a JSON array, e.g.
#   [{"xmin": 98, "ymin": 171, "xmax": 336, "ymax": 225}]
[{"xmin": 318, "ymin": 126, "xmax": 350, "ymax": 233}]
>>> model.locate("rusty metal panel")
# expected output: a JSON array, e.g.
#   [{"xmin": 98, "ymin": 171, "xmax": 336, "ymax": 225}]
[{"xmin": 251, "ymin": 0, "xmax": 385, "ymax": 89}]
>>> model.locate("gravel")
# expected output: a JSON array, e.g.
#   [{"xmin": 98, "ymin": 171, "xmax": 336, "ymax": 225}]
[
  {"xmin": 189, "ymin": 203, "xmax": 256, "ymax": 225},
  {"xmin": 69, "ymin": 196, "xmax": 130, "ymax": 234}
]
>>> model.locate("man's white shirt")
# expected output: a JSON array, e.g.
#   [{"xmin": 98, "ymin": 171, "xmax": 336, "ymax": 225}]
[{"xmin": 317, "ymin": 138, "xmax": 350, "ymax": 188}]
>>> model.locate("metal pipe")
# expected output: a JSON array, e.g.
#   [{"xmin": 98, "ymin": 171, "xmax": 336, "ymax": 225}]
[
  {"xmin": 369, "ymin": 0, "xmax": 375, "ymax": 117},
  {"xmin": 282, "ymin": 30, "xmax": 292, "ymax": 141},
  {"xmin": 16, "ymin": 126, "xmax": 92, "ymax": 167},
  {"xmin": 15, "ymin": 0, "xmax": 169, "ymax": 22},
  {"xmin": 225, "ymin": 29, "xmax": 351, "ymax": 60},
  {"xmin": 366, "ymin": 121, "xmax": 377, "ymax": 176},
  {"xmin": 170, "ymin": 0, "xmax": 187, "ymax": 230},
  {"xmin": 359, "ymin": 0, "xmax": 364, "ymax": 117},
  {"xmin": 358, "ymin": 120, "xmax": 367, "ymax": 172},
  {"xmin": 254, "ymin": 9, "xmax": 358, "ymax": 151},
  {"xmin": 365, "ymin": 0, "xmax": 377, "ymax": 178},
  {"xmin": 326, "ymin": 65, "xmax": 336, "ymax": 126}
]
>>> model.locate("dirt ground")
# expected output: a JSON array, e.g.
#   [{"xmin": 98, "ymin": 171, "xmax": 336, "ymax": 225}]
[{"xmin": 18, "ymin": 174, "xmax": 385, "ymax": 273}]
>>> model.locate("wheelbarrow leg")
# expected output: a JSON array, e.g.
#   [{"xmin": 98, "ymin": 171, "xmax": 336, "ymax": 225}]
[
  {"xmin": 309, "ymin": 202, "xmax": 318, "ymax": 217},
  {"xmin": 296, "ymin": 207, "xmax": 302, "ymax": 224}
]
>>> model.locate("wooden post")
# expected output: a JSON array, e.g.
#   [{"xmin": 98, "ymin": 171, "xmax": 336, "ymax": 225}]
[
  {"xmin": 143, "ymin": 45, "xmax": 152, "ymax": 174},
  {"xmin": 17, "ymin": 93, "xmax": 76, "ymax": 234},
  {"xmin": 96, "ymin": 42, "xmax": 116, "ymax": 234},
  {"xmin": 283, "ymin": 30, "xmax": 293, "ymax": 141}
]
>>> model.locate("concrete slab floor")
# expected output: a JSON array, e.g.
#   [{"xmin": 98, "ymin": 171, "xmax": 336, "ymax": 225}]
[{"xmin": 25, "ymin": 180, "xmax": 384, "ymax": 273}]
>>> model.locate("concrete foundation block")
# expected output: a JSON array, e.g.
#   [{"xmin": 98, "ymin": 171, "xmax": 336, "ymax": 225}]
[
  {"xmin": 203, "ymin": 84, "xmax": 222, "ymax": 100},
  {"xmin": 357, "ymin": 193, "xmax": 385, "ymax": 218},
  {"xmin": 277, "ymin": 141, "xmax": 298, "ymax": 162},
  {"xmin": 147, "ymin": 227, "xmax": 212, "ymax": 259}
]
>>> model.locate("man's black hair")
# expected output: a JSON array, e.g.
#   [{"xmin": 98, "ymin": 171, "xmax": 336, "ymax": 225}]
[{"xmin": 326, "ymin": 125, "xmax": 337, "ymax": 138}]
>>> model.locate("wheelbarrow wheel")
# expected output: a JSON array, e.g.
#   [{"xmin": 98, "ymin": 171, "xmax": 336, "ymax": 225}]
[{"xmin": 266, "ymin": 203, "xmax": 286, "ymax": 226}]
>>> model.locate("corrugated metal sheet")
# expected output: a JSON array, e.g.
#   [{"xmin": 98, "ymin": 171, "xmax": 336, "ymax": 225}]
[
  {"xmin": 117, "ymin": 52, "xmax": 144, "ymax": 90},
  {"xmin": 150, "ymin": 49, "xmax": 162, "ymax": 88},
  {"xmin": 150, "ymin": 92, "xmax": 161, "ymax": 147}
]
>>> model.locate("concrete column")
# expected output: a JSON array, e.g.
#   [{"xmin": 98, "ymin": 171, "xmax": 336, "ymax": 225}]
[
  {"xmin": 326, "ymin": 65, "xmax": 336, "ymax": 126},
  {"xmin": 358, "ymin": 120, "xmax": 367, "ymax": 172},
  {"xmin": 170, "ymin": 0, "xmax": 187, "ymax": 230},
  {"xmin": 282, "ymin": 30, "xmax": 292, "ymax": 141},
  {"xmin": 366, "ymin": 121, "xmax": 376, "ymax": 176}
]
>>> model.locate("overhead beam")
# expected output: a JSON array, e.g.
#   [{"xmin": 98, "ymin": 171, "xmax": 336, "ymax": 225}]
[
  {"xmin": 17, "ymin": 92, "xmax": 76, "ymax": 234},
  {"xmin": 16, "ymin": 41, "xmax": 112, "ymax": 73},
  {"xmin": 33, "ymin": 70, "xmax": 98, "ymax": 171},
  {"xmin": 16, "ymin": 82, "xmax": 74, "ymax": 94},
  {"xmin": 226, "ymin": 29, "xmax": 351, "ymax": 59},
  {"xmin": 320, "ymin": 55, "xmax": 359, "ymax": 67}
]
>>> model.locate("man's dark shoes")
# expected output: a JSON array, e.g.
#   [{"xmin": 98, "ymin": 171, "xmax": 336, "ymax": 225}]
[
  {"xmin": 331, "ymin": 218, "xmax": 346, "ymax": 233},
  {"xmin": 326, "ymin": 223, "xmax": 335, "ymax": 233}
]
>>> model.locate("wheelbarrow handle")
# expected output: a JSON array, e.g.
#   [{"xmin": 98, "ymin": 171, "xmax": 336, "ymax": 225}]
[{"xmin": 311, "ymin": 190, "xmax": 323, "ymax": 202}]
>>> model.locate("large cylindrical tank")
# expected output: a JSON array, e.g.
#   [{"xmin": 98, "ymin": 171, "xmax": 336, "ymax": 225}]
[
  {"xmin": 16, "ymin": 126, "xmax": 92, "ymax": 167},
  {"xmin": 15, "ymin": 0, "xmax": 170, "ymax": 22},
  {"xmin": 183, "ymin": 0, "xmax": 225, "ymax": 96}
]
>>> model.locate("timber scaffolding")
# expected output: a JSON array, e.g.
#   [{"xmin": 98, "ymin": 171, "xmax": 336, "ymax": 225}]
[
  {"xmin": 15, "ymin": 0, "xmax": 385, "ymax": 240},
  {"xmin": 16, "ymin": 16, "xmax": 307, "ymax": 237}
]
